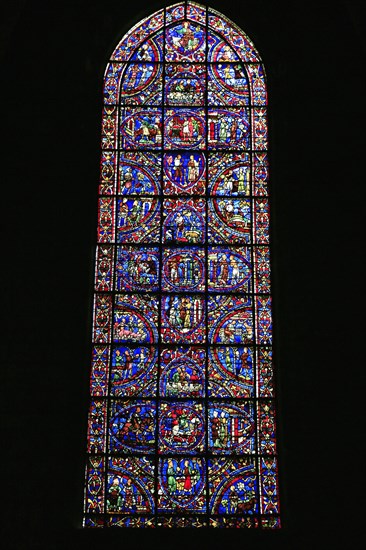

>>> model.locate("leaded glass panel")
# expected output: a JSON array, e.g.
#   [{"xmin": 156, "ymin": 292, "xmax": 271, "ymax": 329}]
[{"xmin": 84, "ymin": 1, "xmax": 280, "ymax": 529}]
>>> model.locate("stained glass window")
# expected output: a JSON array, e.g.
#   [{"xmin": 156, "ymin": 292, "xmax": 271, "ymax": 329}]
[{"xmin": 84, "ymin": 1, "xmax": 280, "ymax": 529}]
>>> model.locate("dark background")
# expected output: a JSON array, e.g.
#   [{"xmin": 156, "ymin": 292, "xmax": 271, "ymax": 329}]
[{"xmin": 1, "ymin": 0, "xmax": 364, "ymax": 548}]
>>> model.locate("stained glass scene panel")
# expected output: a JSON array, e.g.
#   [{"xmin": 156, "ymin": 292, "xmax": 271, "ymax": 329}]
[{"xmin": 84, "ymin": 1, "xmax": 280, "ymax": 529}]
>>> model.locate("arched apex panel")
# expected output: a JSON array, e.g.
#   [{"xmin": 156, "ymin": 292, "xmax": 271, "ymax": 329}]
[
  {"xmin": 104, "ymin": 3, "xmax": 266, "ymax": 117},
  {"xmin": 109, "ymin": 2, "xmax": 261, "ymax": 64}
]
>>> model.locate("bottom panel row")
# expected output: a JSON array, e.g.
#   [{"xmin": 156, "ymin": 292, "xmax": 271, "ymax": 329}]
[
  {"xmin": 85, "ymin": 455, "xmax": 279, "ymax": 518},
  {"xmin": 84, "ymin": 515, "xmax": 281, "ymax": 529}
]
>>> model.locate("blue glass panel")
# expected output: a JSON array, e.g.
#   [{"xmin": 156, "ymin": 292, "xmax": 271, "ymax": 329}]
[
  {"xmin": 208, "ymin": 346, "xmax": 254, "ymax": 398},
  {"xmin": 119, "ymin": 152, "xmax": 161, "ymax": 195},
  {"xmin": 164, "ymin": 108, "xmax": 206, "ymax": 149},
  {"xmin": 162, "ymin": 247, "xmax": 205, "ymax": 292},
  {"xmin": 159, "ymin": 347, "xmax": 206, "ymax": 398},
  {"xmin": 110, "ymin": 345, "xmax": 158, "ymax": 397},
  {"xmin": 115, "ymin": 247, "xmax": 159, "ymax": 292},
  {"xmin": 208, "ymin": 247, "xmax": 251, "ymax": 292},
  {"xmin": 120, "ymin": 63, "xmax": 163, "ymax": 105},
  {"xmin": 116, "ymin": 198, "xmax": 160, "ymax": 243},
  {"xmin": 158, "ymin": 458, "xmax": 206, "ymax": 512},
  {"xmin": 165, "ymin": 22, "xmax": 206, "ymax": 62},
  {"xmin": 208, "ymin": 458, "xmax": 258, "ymax": 514},
  {"xmin": 208, "ymin": 402, "xmax": 255, "ymax": 454},
  {"xmin": 113, "ymin": 294, "xmax": 159, "ymax": 343},
  {"xmin": 158, "ymin": 401, "xmax": 205, "ymax": 454},
  {"xmin": 163, "ymin": 151, "xmax": 206, "ymax": 195},
  {"xmin": 109, "ymin": 400, "xmax": 156, "ymax": 453},
  {"xmin": 107, "ymin": 457, "xmax": 155, "ymax": 513},
  {"xmin": 163, "ymin": 198, "xmax": 205, "ymax": 244}
]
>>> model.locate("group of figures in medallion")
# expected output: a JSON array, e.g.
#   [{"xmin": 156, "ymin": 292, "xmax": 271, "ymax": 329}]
[{"xmin": 85, "ymin": 1, "xmax": 279, "ymax": 530}]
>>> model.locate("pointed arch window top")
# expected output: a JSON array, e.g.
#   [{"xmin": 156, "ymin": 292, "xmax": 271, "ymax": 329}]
[{"xmin": 110, "ymin": 2, "xmax": 260, "ymax": 63}]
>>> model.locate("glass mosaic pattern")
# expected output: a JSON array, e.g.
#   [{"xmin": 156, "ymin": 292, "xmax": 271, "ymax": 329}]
[{"xmin": 85, "ymin": 1, "xmax": 280, "ymax": 529}]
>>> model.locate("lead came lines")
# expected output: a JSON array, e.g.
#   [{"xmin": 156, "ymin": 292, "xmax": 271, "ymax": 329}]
[{"xmin": 84, "ymin": 1, "xmax": 279, "ymax": 529}]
